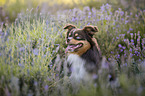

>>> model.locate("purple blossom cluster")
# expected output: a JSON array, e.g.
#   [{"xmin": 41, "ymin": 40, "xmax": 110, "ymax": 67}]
[
  {"xmin": 0, "ymin": 3, "xmax": 145, "ymax": 96},
  {"xmin": 113, "ymin": 31, "xmax": 145, "ymax": 63}
]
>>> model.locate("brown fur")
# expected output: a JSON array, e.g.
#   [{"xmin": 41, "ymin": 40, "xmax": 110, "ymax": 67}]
[
  {"xmin": 64, "ymin": 24, "xmax": 101, "ymax": 55},
  {"xmin": 64, "ymin": 24, "xmax": 116, "ymax": 82},
  {"xmin": 67, "ymin": 39, "xmax": 91, "ymax": 56}
]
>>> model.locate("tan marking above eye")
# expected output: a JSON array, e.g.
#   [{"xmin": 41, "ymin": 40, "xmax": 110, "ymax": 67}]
[
  {"xmin": 69, "ymin": 33, "xmax": 71, "ymax": 36},
  {"xmin": 75, "ymin": 33, "xmax": 78, "ymax": 37},
  {"xmin": 86, "ymin": 28, "xmax": 91, "ymax": 32}
]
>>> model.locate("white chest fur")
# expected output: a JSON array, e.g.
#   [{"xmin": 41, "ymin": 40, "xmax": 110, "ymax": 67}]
[{"xmin": 67, "ymin": 54, "xmax": 93, "ymax": 82}]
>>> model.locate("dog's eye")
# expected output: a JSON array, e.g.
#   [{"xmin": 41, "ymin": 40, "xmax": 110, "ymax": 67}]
[{"xmin": 76, "ymin": 36, "xmax": 81, "ymax": 39}]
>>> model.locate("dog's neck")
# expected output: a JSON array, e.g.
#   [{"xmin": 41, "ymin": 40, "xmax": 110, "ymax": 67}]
[
  {"xmin": 67, "ymin": 46, "xmax": 101, "ymax": 82},
  {"xmin": 81, "ymin": 46, "xmax": 102, "ymax": 73},
  {"xmin": 67, "ymin": 54, "xmax": 93, "ymax": 82}
]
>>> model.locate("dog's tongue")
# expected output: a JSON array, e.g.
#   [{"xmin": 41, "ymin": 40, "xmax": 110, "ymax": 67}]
[
  {"xmin": 65, "ymin": 45, "xmax": 75, "ymax": 53},
  {"xmin": 65, "ymin": 44, "xmax": 82, "ymax": 53}
]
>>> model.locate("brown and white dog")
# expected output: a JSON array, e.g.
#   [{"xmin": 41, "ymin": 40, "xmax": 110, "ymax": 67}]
[{"xmin": 64, "ymin": 24, "xmax": 102, "ymax": 83}]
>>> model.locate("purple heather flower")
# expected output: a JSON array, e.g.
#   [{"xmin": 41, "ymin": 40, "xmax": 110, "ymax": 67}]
[
  {"xmin": 108, "ymin": 58, "xmax": 111, "ymax": 61},
  {"xmin": 18, "ymin": 63, "xmax": 22, "ymax": 66},
  {"xmin": 137, "ymin": 87, "xmax": 143, "ymax": 94},
  {"xmin": 116, "ymin": 24, "xmax": 120, "ymax": 27},
  {"xmin": 94, "ymin": 83, "xmax": 97, "ymax": 87},
  {"xmin": 129, "ymin": 28, "xmax": 133, "ymax": 31},
  {"xmin": 118, "ymin": 44, "xmax": 122, "ymax": 47},
  {"xmin": 125, "ymin": 20, "xmax": 129, "ymax": 24},
  {"xmin": 34, "ymin": 81, "xmax": 38, "ymax": 86},
  {"xmin": 50, "ymin": 64, "xmax": 52, "ymax": 67},
  {"xmin": 92, "ymin": 74, "xmax": 98, "ymax": 79},
  {"xmin": 130, "ymin": 12, "xmax": 132, "ymax": 15},
  {"xmin": 137, "ymin": 31, "xmax": 140, "ymax": 36},
  {"xmin": 96, "ymin": 19, "xmax": 100, "ymax": 21},
  {"xmin": 131, "ymin": 39, "xmax": 134, "ymax": 42},
  {"xmin": 110, "ymin": 12, "xmax": 112, "ymax": 15},
  {"xmin": 120, "ymin": 11, "xmax": 124, "ymax": 16},
  {"xmin": 108, "ymin": 74, "xmax": 112, "ymax": 79},
  {"xmin": 117, "ymin": 54, "xmax": 120, "ymax": 58},
  {"xmin": 87, "ymin": 23, "xmax": 90, "ymax": 25},
  {"xmin": 130, "ymin": 53, "xmax": 133, "ymax": 57},
  {"xmin": 46, "ymin": 20, "xmax": 49, "ymax": 25},
  {"xmin": 88, "ymin": 16, "xmax": 91, "ymax": 18},
  {"xmin": 113, "ymin": 22, "xmax": 115, "ymax": 25},
  {"xmin": 56, "ymin": 74, "xmax": 59, "ymax": 76},
  {"xmin": 92, "ymin": 8, "xmax": 96, "ymax": 13},
  {"xmin": 137, "ymin": 39, "xmax": 140, "ymax": 42},
  {"xmin": 116, "ymin": 10, "xmax": 119, "ymax": 13},
  {"xmin": 44, "ymin": 85, "xmax": 49, "ymax": 90},
  {"xmin": 48, "ymin": 78, "xmax": 51, "ymax": 81},
  {"xmin": 130, "ymin": 33, "xmax": 133, "ymax": 36},
  {"xmin": 124, "ymin": 29, "xmax": 127, "ymax": 32},
  {"xmin": 124, "ymin": 53, "xmax": 127, "ymax": 57},
  {"xmin": 121, "ymin": 18, "xmax": 124, "ymax": 21},
  {"xmin": 33, "ymin": 48, "xmax": 39, "ymax": 55},
  {"xmin": 120, "ymin": 49, "xmax": 123, "ymax": 52},
  {"xmin": 135, "ymin": 51, "xmax": 138, "ymax": 54},
  {"xmin": 129, "ymin": 48, "xmax": 132, "ymax": 52},
  {"xmin": 111, "ymin": 51, "xmax": 114, "ymax": 54},
  {"xmin": 126, "ymin": 15, "xmax": 130, "ymax": 18},
  {"xmin": 123, "ymin": 63, "xmax": 127, "ymax": 66},
  {"xmin": 19, "ymin": 47, "xmax": 25, "ymax": 51},
  {"xmin": 135, "ymin": 14, "xmax": 138, "ymax": 17},
  {"xmin": 132, "ymin": 43, "xmax": 135, "ymax": 45},
  {"xmin": 138, "ymin": 59, "xmax": 141, "ymax": 61},
  {"xmin": 5, "ymin": 17, "xmax": 9, "ymax": 20},
  {"xmin": 101, "ymin": 5, "xmax": 105, "ymax": 11},
  {"xmin": 85, "ymin": 6, "xmax": 90, "ymax": 11},
  {"xmin": 122, "ymin": 34, "xmax": 125, "ymax": 37},
  {"xmin": 127, "ymin": 30, "xmax": 130, "ymax": 34},
  {"xmin": 124, "ymin": 50, "xmax": 126, "ymax": 53},
  {"xmin": 71, "ymin": 17, "xmax": 76, "ymax": 22},
  {"xmin": 124, "ymin": 39, "xmax": 127, "ymax": 42},
  {"xmin": 122, "ymin": 46, "xmax": 126, "ymax": 49},
  {"xmin": 88, "ymin": 12, "xmax": 91, "ymax": 15},
  {"xmin": 118, "ymin": 8, "xmax": 121, "ymax": 10},
  {"xmin": 92, "ymin": 15, "xmax": 96, "ymax": 18},
  {"xmin": 105, "ymin": 17, "xmax": 108, "ymax": 20}
]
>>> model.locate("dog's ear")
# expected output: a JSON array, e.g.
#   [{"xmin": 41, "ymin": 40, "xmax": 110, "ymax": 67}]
[
  {"xmin": 83, "ymin": 25, "xmax": 99, "ymax": 37},
  {"xmin": 64, "ymin": 24, "xmax": 76, "ymax": 30}
]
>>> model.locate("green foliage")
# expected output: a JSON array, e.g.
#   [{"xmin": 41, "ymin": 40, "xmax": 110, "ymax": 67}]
[
  {"xmin": 1, "ymin": 0, "xmax": 144, "ymax": 24},
  {"xmin": 0, "ymin": 4, "xmax": 145, "ymax": 96}
]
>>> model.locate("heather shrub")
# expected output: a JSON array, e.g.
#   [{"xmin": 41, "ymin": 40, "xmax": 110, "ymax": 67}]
[{"xmin": 0, "ymin": 4, "xmax": 145, "ymax": 96}]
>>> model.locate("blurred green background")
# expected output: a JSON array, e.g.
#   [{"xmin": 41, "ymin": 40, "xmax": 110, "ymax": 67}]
[
  {"xmin": 0, "ymin": 0, "xmax": 145, "ymax": 25},
  {"xmin": 0, "ymin": 0, "xmax": 145, "ymax": 96}
]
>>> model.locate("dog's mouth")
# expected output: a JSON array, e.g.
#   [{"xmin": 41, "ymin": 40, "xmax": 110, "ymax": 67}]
[{"xmin": 65, "ymin": 43, "xmax": 83, "ymax": 53}]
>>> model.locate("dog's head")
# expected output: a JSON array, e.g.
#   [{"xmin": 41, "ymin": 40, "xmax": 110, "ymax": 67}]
[{"xmin": 64, "ymin": 24, "xmax": 99, "ymax": 56}]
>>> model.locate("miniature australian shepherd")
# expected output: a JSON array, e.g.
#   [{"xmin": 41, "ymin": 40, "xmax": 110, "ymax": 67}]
[{"xmin": 64, "ymin": 24, "xmax": 103, "ymax": 84}]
